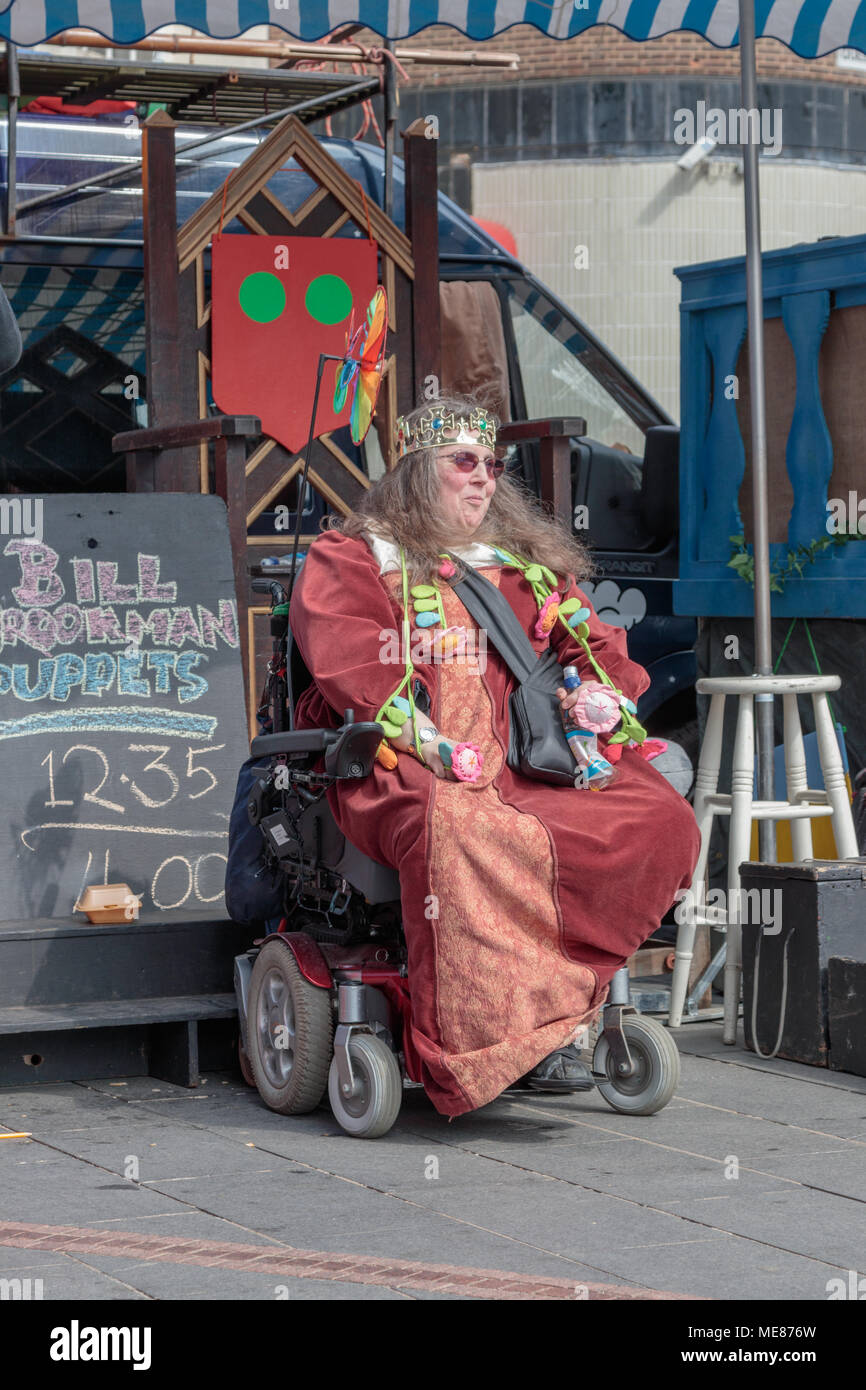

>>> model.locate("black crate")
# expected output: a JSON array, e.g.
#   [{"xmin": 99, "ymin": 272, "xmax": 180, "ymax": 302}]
[
  {"xmin": 828, "ymin": 956, "xmax": 866, "ymax": 1077},
  {"xmin": 739, "ymin": 859, "xmax": 866, "ymax": 1067}
]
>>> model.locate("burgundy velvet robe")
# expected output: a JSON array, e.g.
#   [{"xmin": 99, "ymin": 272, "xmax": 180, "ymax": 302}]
[{"xmin": 290, "ymin": 531, "xmax": 700, "ymax": 1116}]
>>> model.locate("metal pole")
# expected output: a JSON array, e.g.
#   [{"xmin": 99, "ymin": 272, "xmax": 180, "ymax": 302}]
[
  {"xmin": 738, "ymin": 0, "xmax": 776, "ymax": 862},
  {"xmin": 47, "ymin": 28, "xmax": 520, "ymax": 70},
  {"xmin": 5, "ymin": 42, "xmax": 18, "ymax": 237},
  {"xmin": 287, "ymin": 352, "xmax": 345, "ymax": 605},
  {"xmin": 383, "ymin": 41, "xmax": 397, "ymax": 223}
]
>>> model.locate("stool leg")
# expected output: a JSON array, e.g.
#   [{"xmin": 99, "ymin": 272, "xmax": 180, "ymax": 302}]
[
  {"xmin": 669, "ymin": 693, "xmax": 725, "ymax": 1028},
  {"xmin": 783, "ymin": 693, "xmax": 813, "ymax": 861},
  {"xmin": 813, "ymin": 693, "xmax": 858, "ymax": 858},
  {"xmin": 724, "ymin": 693, "xmax": 754, "ymax": 1045}
]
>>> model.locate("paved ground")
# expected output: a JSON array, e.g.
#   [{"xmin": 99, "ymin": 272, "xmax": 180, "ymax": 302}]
[{"xmin": 1, "ymin": 1022, "xmax": 864, "ymax": 1301}]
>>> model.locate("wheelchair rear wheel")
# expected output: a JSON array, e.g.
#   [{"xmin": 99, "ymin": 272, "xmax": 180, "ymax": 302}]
[
  {"xmin": 247, "ymin": 939, "xmax": 333, "ymax": 1114},
  {"xmin": 237, "ymin": 1035, "xmax": 256, "ymax": 1088},
  {"xmin": 593, "ymin": 1015, "xmax": 680, "ymax": 1115},
  {"xmin": 328, "ymin": 1033, "xmax": 402, "ymax": 1139}
]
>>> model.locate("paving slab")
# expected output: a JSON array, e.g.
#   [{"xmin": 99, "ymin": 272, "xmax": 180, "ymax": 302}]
[
  {"xmin": 0, "ymin": 1259, "xmax": 152, "ymax": 1300},
  {"xmin": 735, "ymin": 1144, "xmax": 866, "ymax": 1199},
  {"xmin": 678, "ymin": 1026, "xmax": 866, "ymax": 1088},
  {"xmin": 0, "ymin": 1150, "xmax": 185, "ymax": 1225},
  {"xmin": 664, "ymin": 1186, "xmax": 866, "ymax": 1272},
  {"xmin": 27, "ymin": 1118, "xmax": 288, "ymax": 1185},
  {"xmin": 445, "ymin": 1140, "xmax": 797, "ymax": 1207},
  {"xmin": 514, "ymin": 1101, "xmax": 866, "ymax": 1166},
  {"xmin": 676, "ymin": 1081, "xmax": 866, "ymax": 1130},
  {"xmin": 0, "ymin": 1248, "xmax": 78, "ymax": 1273},
  {"xmin": 557, "ymin": 1233, "xmax": 844, "ymax": 1302},
  {"xmin": 0, "ymin": 1084, "xmax": 130, "ymax": 1128}
]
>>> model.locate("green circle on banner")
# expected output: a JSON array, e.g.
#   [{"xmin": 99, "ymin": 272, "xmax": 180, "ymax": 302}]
[
  {"xmin": 238, "ymin": 272, "xmax": 286, "ymax": 323},
  {"xmin": 305, "ymin": 274, "xmax": 352, "ymax": 325}
]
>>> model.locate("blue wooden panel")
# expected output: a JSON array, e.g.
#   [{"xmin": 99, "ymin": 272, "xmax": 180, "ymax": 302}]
[
  {"xmin": 700, "ymin": 304, "xmax": 747, "ymax": 563},
  {"xmin": 783, "ymin": 290, "xmax": 832, "ymax": 548},
  {"xmin": 674, "ymin": 232, "xmax": 866, "ymax": 618}
]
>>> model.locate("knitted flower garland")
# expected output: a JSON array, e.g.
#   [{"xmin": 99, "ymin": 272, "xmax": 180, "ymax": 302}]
[
  {"xmin": 371, "ymin": 543, "xmax": 648, "ymax": 773},
  {"xmin": 373, "ymin": 548, "xmax": 485, "ymax": 776},
  {"xmin": 490, "ymin": 546, "xmax": 648, "ymax": 747}
]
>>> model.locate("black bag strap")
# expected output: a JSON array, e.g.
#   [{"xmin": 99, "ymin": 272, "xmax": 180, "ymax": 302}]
[{"xmin": 446, "ymin": 554, "xmax": 548, "ymax": 684}]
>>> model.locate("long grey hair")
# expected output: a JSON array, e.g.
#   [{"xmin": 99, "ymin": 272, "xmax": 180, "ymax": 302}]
[{"xmin": 324, "ymin": 392, "xmax": 594, "ymax": 592}]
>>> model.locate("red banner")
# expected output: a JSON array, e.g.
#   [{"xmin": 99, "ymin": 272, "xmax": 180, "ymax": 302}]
[{"xmin": 211, "ymin": 234, "xmax": 378, "ymax": 454}]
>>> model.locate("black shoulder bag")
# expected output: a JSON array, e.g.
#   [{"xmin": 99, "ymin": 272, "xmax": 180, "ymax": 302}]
[{"xmin": 448, "ymin": 558, "xmax": 579, "ymax": 787}]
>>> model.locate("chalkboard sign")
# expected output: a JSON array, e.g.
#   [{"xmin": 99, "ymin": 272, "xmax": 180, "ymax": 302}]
[{"xmin": 0, "ymin": 494, "xmax": 250, "ymax": 922}]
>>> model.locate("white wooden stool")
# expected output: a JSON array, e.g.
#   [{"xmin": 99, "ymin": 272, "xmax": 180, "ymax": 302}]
[{"xmin": 668, "ymin": 675, "xmax": 858, "ymax": 1043}]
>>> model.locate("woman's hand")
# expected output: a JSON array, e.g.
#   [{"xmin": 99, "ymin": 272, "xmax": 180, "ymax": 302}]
[
  {"xmin": 419, "ymin": 740, "xmax": 457, "ymax": 781},
  {"xmin": 389, "ymin": 713, "xmax": 458, "ymax": 780},
  {"xmin": 556, "ymin": 685, "xmax": 580, "ymax": 726}
]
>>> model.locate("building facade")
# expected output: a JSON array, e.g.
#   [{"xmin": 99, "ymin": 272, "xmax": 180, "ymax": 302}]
[{"xmin": 330, "ymin": 26, "xmax": 866, "ymax": 418}]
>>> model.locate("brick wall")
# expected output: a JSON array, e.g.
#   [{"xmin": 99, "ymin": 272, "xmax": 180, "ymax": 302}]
[{"xmin": 344, "ymin": 25, "xmax": 866, "ymax": 89}]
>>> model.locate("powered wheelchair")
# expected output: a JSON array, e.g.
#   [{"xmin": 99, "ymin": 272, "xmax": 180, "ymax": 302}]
[{"xmin": 231, "ymin": 576, "xmax": 681, "ymax": 1139}]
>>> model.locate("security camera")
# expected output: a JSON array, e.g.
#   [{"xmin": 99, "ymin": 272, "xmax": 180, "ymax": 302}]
[{"xmin": 677, "ymin": 136, "xmax": 718, "ymax": 171}]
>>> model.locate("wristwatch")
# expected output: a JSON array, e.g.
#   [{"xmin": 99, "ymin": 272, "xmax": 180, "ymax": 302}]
[{"xmin": 418, "ymin": 725, "xmax": 440, "ymax": 747}]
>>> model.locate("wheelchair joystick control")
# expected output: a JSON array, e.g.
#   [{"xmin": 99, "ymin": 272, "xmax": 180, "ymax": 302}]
[{"xmin": 343, "ymin": 709, "xmax": 355, "ymax": 724}]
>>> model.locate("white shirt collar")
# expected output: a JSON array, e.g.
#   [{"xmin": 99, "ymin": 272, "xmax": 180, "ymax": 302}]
[{"xmin": 362, "ymin": 529, "xmax": 501, "ymax": 576}]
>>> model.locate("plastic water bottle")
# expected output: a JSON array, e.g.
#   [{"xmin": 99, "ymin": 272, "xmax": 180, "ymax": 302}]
[{"xmin": 561, "ymin": 665, "xmax": 617, "ymax": 789}]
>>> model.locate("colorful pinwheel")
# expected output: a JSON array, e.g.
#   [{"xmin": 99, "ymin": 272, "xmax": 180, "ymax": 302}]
[{"xmin": 332, "ymin": 285, "xmax": 388, "ymax": 444}]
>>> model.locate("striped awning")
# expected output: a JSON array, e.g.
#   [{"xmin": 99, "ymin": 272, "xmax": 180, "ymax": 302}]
[{"xmin": 1, "ymin": 1, "xmax": 865, "ymax": 58}]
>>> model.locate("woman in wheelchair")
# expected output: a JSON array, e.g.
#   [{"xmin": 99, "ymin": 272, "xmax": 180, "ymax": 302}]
[{"xmin": 286, "ymin": 394, "xmax": 701, "ymax": 1120}]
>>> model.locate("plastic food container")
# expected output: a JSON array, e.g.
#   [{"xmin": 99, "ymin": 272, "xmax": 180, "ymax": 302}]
[{"xmin": 73, "ymin": 884, "xmax": 142, "ymax": 924}]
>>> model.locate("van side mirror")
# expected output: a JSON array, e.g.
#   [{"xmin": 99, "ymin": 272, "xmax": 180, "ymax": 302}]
[{"xmin": 641, "ymin": 425, "xmax": 679, "ymax": 547}]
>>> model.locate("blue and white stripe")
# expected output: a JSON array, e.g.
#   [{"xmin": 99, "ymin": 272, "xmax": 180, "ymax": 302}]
[
  {"xmin": 0, "ymin": 0, "xmax": 865, "ymax": 56},
  {"xmin": 2, "ymin": 265, "xmax": 146, "ymax": 380}
]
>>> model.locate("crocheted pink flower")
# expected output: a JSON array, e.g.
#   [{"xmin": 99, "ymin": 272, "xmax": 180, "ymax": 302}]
[
  {"xmin": 534, "ymin": 590, "xmax": 561, "ymax": 638},
  {"xmin": 573, "ymin": 681, "xmax": 622, "ymax": 734},
  {"xmin": 451, "ymin": 743, "xmax": 482, "ymax": 782},
  {"xmin": 438, "ymin": 558, "xmax": 456, "ymax": 578}
]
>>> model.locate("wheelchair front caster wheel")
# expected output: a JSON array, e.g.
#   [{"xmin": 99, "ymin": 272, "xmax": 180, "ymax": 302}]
[
  {"xmin": 592, "ymin": 1014, "xmax": 680, "ymax": 1115},
  {"xmin": 328, "ymin": 1033, "xmax": 402, "ymax": 1139}
]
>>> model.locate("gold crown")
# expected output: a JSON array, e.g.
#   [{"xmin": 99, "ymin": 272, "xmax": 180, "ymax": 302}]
[{"xmin": 395, "ymin": 407, "xmax": 498, "ymax": 460}]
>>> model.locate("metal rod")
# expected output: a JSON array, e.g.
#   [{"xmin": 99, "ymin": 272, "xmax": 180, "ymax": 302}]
[
  {"xmin": 738, "ymin": 0, "xmax": 776, "ymax": 862},
  {"xmin": 383, "ymin": 41, "xmax": 396, "ymax": 224},
  {"xmin": 46, "ymin": 29, "xmax": 520, "ymax": 70},
  {"xmin": 165, "ymin": 79, "xmax": 378, "ymax": 154},
  {"xmin": 5, "ymin": 42, "xmax": 18, "ymax": 236},
  {"xmin": 684, "ymin": 943, "xmax": 727, "ymax": 1015},
  {"xmin": 287, "ymin": 353, "xmax": 345, "ymax": 606},
  {"xmin": 12, "ymin": 78, "xmax": 378, "ymax": 218},
  {"xmin": 0, "ymin": 232, "xmax": 144, "ymax": 246}
]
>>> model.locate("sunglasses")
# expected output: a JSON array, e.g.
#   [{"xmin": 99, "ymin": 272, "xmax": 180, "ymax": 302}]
[{"xmin": 441, "ymin": 450, "xmax": 505, "ymax": 479}]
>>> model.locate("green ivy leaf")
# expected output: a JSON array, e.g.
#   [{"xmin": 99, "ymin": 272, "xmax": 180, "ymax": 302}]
[{"xmin": 728, "ymin": 554, "xmax": 752, "ymax": 574}]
